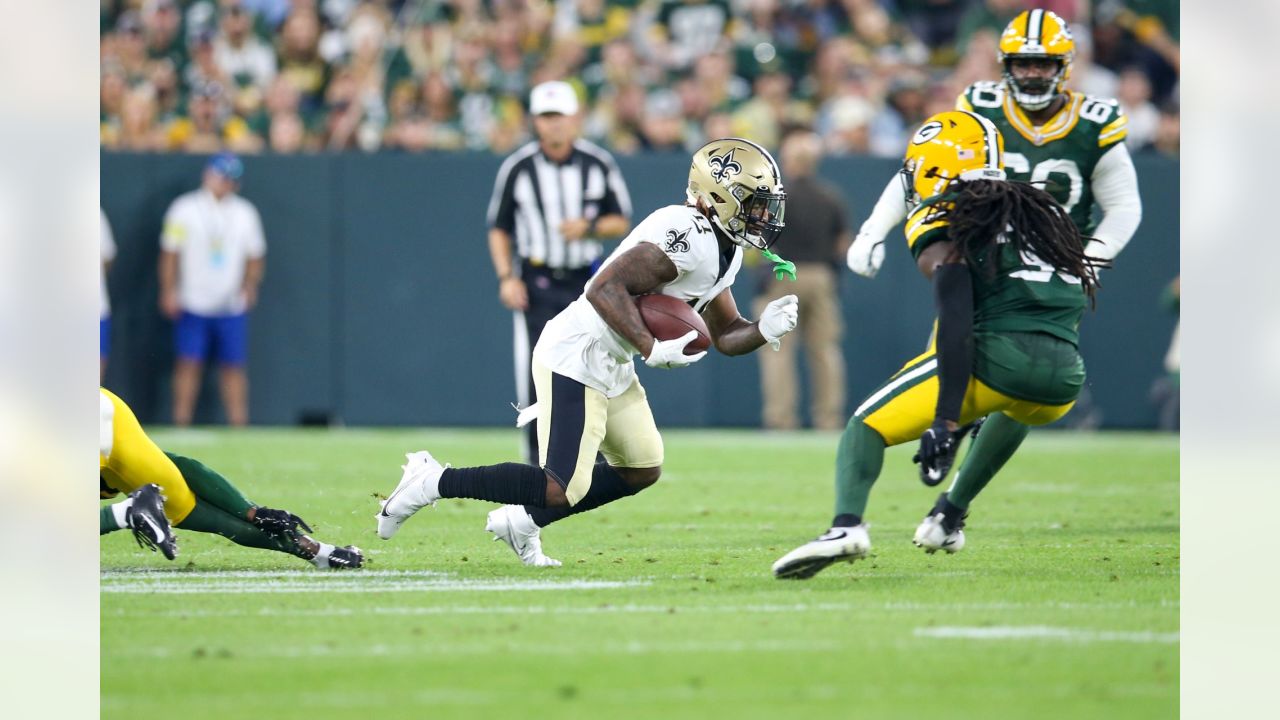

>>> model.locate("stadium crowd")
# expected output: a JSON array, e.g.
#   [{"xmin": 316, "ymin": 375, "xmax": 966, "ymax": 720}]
[{"xmin": 99, "ymin": 0, "xmax": 1179, "ymax": 157}]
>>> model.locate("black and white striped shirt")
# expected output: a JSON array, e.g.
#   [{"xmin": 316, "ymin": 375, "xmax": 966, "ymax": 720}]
[{"xmin": 486, "ymin": 139, "xmax": 632, "ymax": 270}]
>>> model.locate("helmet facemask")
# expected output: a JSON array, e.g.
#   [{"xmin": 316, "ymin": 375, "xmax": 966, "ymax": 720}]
[
  {"xmin": 726, "ymin": 183, "xmax": 786, "ymax": 250},
  {"xmin": 1002, "ymin": 55, "xmax": 1070, "ymax": 111}
]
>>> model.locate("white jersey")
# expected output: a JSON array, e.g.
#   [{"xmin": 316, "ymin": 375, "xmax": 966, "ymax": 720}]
[
  {"xmin": 161, "ymin": 188, "xmax": 266, "ymax": 316},
  {"xmin": 534, "ymin": 204, "xmax": 742, "ymax": 397}
]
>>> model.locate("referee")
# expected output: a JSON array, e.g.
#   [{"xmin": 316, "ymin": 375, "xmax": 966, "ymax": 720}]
[{"xmin": 486, "ymin": 80, "xmax": 632, "ymax": 463}]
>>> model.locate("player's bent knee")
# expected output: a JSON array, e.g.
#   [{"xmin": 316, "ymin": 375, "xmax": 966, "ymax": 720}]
[
  {"xmin": 618, "ymin": 465, "xmax": 661, "ymax": 492},
  {"xmin": 544, "ymin": 473, "xmax": 569, "ymax": 508}
]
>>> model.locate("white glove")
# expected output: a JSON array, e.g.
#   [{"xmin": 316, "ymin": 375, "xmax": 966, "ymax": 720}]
[
  {"xmin": 847, "ymin": 231, "xmax": 886, "ymax": 278},
  {"xmin": 758, "ymin": 294, "xmax": 799, "ymax": 350},
  {"xmin": 644, "ymin": 331, "xmax": 707, "ymax": 369}
]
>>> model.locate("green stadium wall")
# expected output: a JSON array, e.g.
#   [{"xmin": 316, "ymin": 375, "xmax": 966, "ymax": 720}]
[{"xmin": 101, "ymin": 151, "xmax": 1179, "ymax": 429}]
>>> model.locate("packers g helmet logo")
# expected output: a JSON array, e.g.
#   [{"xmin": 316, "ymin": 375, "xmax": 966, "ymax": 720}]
[
  {"xmin": 912, "ymin": 121, "xmax": 943, "ymax": 145},
  {"xmin": 707, "ymin": 148, "xmax": 742, "ymax": 184}
]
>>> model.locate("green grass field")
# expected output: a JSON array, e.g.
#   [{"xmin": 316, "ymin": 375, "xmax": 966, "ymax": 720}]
[{"xmin": 101, "ymin": 428, "xmax": 1178, "ymax": 719}]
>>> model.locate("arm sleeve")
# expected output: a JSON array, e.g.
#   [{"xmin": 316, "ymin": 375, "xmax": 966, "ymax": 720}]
[
  {"xmin": 932, "ymin": 263, "xmax": 974, "ymax": 423},
  {"xmin": 856, "ymin": 173, "xmax": 909, "ymax": 244},
  {"xmin": 160, "ymin": 201, "xmax": 187, "ymax": 252},
  {"xmin": 1087, "ymin": 142, "xmax": 1143, "ymax": 261},
  {"xmin": 486, "ymin": 155, "xmax": 522, "ymax": 233},
  {"xmin": 244, "ymin": 204, "xmax": 267, "ymax": 259}
]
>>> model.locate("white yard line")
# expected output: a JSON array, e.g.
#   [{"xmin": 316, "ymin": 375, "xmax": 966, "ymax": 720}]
[
  {"xmin": 914, "ymin": 625, "xmax": 1179, "ymax": 644},
  {"xmin": 105, "ymin": 598, "xmax": 1179, "ymax": 618},
  {"xmin": 101, "ymin": 569, "xmax": 648, "ymax": 594}
]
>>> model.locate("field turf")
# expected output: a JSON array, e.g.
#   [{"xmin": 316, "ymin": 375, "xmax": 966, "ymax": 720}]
[{"xmin": 101, "ymin": 428, "xmax": 1178, "ymax": 719}]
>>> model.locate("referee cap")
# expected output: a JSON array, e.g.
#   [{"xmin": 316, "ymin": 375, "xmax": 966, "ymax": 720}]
[
  {"xmin": 206, "ymin": 152, "xmax": 244, "ymax": 181},
  {"xmin": 530, "ymin": 81, "xmax": 579, "ymax": 116}
]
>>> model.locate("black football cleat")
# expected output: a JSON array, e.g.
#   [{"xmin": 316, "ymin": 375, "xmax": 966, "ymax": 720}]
[
  {"xmin": 125, "ymin": 484, "xmax": 178, "ymax": 560},
  {"xmin": 314, "ymin": 545, "xmax": 364, "ymax": 570}
]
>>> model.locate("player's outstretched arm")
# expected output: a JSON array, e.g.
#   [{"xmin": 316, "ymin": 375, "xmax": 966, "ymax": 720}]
[
  {"xmin": 586, "ymin": 243, "xmax": 678, "ymax": 357},
  {"xmin": 702, "ymin": 289, "xmax": 797, "ymax": 355},
  {"xmin": 848, "ymin": 173, "xmax": 910, "ymax": 278}
]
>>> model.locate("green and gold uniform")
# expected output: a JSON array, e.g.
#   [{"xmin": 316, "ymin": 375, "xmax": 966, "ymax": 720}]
[
  {"xmin": 856, "ymin": 205, "xmax": 1087, "ymax": 446},
  {"xmin": 957, "ymin": 83, "xmax": 1129, "ymax": 234}
]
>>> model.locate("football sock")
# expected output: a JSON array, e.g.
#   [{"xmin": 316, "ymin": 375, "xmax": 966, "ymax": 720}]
[
  {"xmin": 166, "ymin": 452, "xmax": 255, "ymax": 518},
  {"xmin": 176, "ymin": 501, "xmax": 312, "ymax": 560},
  {"xmin": 311, "ymin": 542, "xmax": 336, "ymax": 569},
  {"xmin": 947, "ymin": 413, "xmax": 1029, "ymax": 510},
  {"xmin": 438, "ymin": 463, "xmax": 547, "ymax": 506},
  {"xmin": 527, "ymin": 462, "xmax": 638, "ymax": 528},
  {"xmin": 100, "ymin": 501, "xmax": 130, "ymax": 534},
  {"xmin": 833, "ymin": 418, "xmax": 885, "ymax": 522}
]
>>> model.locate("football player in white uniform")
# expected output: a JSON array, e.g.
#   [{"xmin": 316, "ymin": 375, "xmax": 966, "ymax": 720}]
[{"xmin": 376, "ymin": 138, "xmax": 800, "ymax": 566}]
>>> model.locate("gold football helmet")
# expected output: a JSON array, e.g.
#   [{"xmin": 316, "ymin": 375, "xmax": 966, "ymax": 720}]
[
  {"xmin": 901, "ymin": 110, "xmax": 1006, "ymax": 206},
  {"xmin": 687, "ymin": 137, "xmax": 786, "ymax": 250},
  {"xmin": 998, "ymin": 9, "xmax": 1075, "ymax": 111}
]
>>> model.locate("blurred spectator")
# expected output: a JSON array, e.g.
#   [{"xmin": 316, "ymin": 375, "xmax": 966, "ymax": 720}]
[
  {"xmin": 99, "ymin": 0, "xmax": 1178, "ymax": 159},
  {"xmin": 820, "ymin": 93, "xmax": 874, "ymax": 155},
  {"xmin": 649, "ymin": 0, "xmax": 735, "ymax": 71},
  {"xmin": 267, "ymin": 111, "xmax": 309, "ymax": 153},
  {"xmin": 868, "ymin": 73, "xmax": 929, "ymax": 158},
  {"xmin": 117, "ymin": 86, "xmax": 167, "ymax": 151},
  {"xmin": 113, "ymin": 11, "xmax": 152, "ymax": 84},
  {"xmin": 554, "ymin": 0, "xmax": 631, "ymax": 64},
  {"xmin": 755, "ymin": 130, "xmax": 850, "ymax": 431},
  {"xmin": 956, "ymin": 0, "xmax": 1026, "ymax": 56},
  {"xmin": 143, "ymin": 0, "xmax": 187, "ymax": 70},
  {"xmin": 159, "ymin": 153, "xmax": 266, "ymax": 427},
  {"xmin": 213, "ymin": 0, "xmax": 278, "ymax": 118},
  {"xmin": 895, "ymin": 0, "xmax": 973, "ymax": 53},
  {"xmin": 732, "ymin": 71, "xmax": 809, "ymax": 152},
  {"xmin": 640, "ymin": 90, "xmax": 685, "ymax": 152},
  {"xmin": 1116, "ymin": 66, "xmax": 1159, "ymax": 150},
  {"xmin": 1068, "ymin": 23, "xmax": 1120, "ymax": 99},
  {"xmin": 167, "ymin": 81, "xmax": 259, "ymax": 153},
  {"xmin": 277, "ymin": 7, "xmax": 332, "ymax": 117},
  {"xmin": 101, "ymin": 208, "xmax": 117, "ymax": 382}
]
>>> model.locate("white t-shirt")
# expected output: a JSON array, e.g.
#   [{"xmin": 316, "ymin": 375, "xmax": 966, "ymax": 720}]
[
  {"xmin": 161, "ymin": 188, "xmax": 266, "ymax": 316},
  {"xmin": 100, "ymin": 208, "xmax": 116, "ymax": 320},
  {"xmin": 534, "ymin": 204, "xmax": 742, "ymax": 397}
]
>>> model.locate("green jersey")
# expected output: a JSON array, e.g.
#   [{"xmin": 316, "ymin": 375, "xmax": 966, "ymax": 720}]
[
  {"xmin": 906, "ymin": 205, "xmax": 1087, "ymax": 347},
  {"xmin": 958, "ymin": 82, "xmax": 1129, "ymax": 234}
]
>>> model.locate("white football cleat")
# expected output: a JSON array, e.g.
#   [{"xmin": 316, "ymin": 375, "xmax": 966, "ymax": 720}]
[
  {"xmin": 485, "ymin": 505, "xmax": 561, "ymax": 567},
  {"xmin": 913, "ymin": 493, "xmax": 967, "ymax": 554},
  {"xmin": 772, "ymin": 524, "xmax": 871, "ymax": 580},
  {"xmin": 376, "ymin": 451, "xmax": 446, "ymax": 540}
]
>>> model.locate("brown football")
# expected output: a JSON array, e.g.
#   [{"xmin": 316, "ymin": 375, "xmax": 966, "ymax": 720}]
[{"xmin": 635, "ymin": 294, "xmax": 712, "ymax": 355}]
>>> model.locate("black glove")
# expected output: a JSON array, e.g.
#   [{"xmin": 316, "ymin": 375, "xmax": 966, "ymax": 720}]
[
  {"xmin": 251, "ymin": 507, "xmax": 313, "ymax": 535},
  {"xmin": 914, "ymin": 418, "xmax": 960, "ymax": 487}
]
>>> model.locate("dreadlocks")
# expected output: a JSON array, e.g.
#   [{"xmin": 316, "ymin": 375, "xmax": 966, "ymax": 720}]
[{"xmin": 928, "ymin": 180, "xmax": 1103, "ymax": 305}]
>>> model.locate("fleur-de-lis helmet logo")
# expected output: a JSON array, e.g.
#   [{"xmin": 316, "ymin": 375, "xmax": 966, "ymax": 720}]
[{"xmin": 708, "ymin": 147, "xmax": 742, "ymax": 184}]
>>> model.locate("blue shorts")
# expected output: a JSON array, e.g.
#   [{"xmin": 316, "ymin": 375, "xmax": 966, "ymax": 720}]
[
  {"xmin": 175, "ymin": 311, "xmax": 249, "ymax": 366},
  {"xmin": 100, "ymin": 317, "xmax": 111, "ymax": 358}
]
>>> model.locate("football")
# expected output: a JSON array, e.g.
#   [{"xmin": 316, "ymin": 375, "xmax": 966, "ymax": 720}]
[{"xmin": 635, "ymin": 293, "xmax": 712, "ymax": 355}]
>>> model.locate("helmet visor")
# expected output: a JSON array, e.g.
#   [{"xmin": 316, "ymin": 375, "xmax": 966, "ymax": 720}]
[{"xmin": 743, "ymin": 190, "xmax": 786, "ymax": 249}]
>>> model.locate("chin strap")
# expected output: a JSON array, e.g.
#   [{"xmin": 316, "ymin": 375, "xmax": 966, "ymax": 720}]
[{"xmin": 760, "ymin": 248, "xmax": 797, "ymax": 282}]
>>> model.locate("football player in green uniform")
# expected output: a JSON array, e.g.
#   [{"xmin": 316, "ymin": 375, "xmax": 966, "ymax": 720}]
[
  {"xmin": 773, "ymin": 110, "xmax": 1099, "ymax": 579},
  {"xmin": 847, "ymin": 9, "xmax": 1142, "ymax": 274}
]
